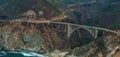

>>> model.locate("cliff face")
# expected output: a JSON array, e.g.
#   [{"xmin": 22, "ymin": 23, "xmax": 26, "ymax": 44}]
[
  {"xmin": 69, "ymin": 32, "xmax": 120, "ymax": 57},
  {"xmin": 0, "ymin": 0, "xmax": 120, "ymax": 57},
  {"xmin": 0, "ymin": 22, "xmax": 120, "ymax": 57},
  {"xmin": 0, "ymin": 23, "xmax": 42, "ymax": 52},
  {"xmin": 0, "ymin": 22, "xmax": 70, "ymax": 53}
]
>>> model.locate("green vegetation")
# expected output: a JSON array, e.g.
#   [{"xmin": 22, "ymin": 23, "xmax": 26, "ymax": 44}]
[
  {"xmin": 101, "ymin": 3, "xmax": 120, "ymax": 29},
  {"xmin": 109, "ymin": 18, "xmax": 120, "ymax": 29},
  {"xmin": 102, "ymin": 4, "xmax": 120, "ymax": 12},
  {"xmin": 79, "ymin": 38, "xmax": 93, "ymax": 47},
  {"xmin": 108, "ymin": 0, "xmax": 120, "ymax": 2},
  {"xmin": 0, "ymin": 0, "xmax": 61, "ymax": 19}
]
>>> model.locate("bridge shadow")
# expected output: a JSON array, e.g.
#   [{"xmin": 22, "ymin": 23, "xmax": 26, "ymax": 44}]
[{"xmin": 69, "ymin": 28, "xmax": 95, "ymax": 49}]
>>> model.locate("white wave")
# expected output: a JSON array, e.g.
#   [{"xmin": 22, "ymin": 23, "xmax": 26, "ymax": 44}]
[
  {"xmin": 20, "ymin": 52, "xmax": 34, "ymax": 56},
  {"xmin": 21, "ymin": 52, "xmax": 44, "ymax": 57},
  {"xmin": 28, "ymin": 52, "xmax": 45, "ymax": 57},
  {"xmin": 0, "ymin": 51, "xmax": 44, "ymax": 57},
  {"xmin": 9, "ymin": 51, "xmax": 44, "ymax": 57}
]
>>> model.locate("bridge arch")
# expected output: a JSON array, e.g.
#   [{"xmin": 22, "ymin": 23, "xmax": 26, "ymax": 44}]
[
  {"xmin": 70, "ymin": 26, "xmax": 99, "ymax": 39},
  {"xmin": 69, "ymin": 28, "xmax": 94, "ymax": 48},
  {"xmin": 1, "ymin": 20, "xmax": 120, "ymax": 38}
]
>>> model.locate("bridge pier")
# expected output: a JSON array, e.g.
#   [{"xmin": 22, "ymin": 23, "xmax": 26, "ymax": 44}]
[
  {"xmin": 90, "ymin": 28, "xmax": 99, "ymax": 39},
  {"xmin": 67, "ymin": 24, "xmax": 73, "ymax": 37},
  {"xmin": 94, "ymin": 29, "xmax": 98, "ymax": 39}
]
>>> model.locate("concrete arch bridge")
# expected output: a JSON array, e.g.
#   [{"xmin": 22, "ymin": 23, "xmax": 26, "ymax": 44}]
[{"xmin": 1, "ymin": 20, "xmax": 120, "ymax": 39}]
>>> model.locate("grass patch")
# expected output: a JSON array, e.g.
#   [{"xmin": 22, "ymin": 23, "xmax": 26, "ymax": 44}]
[
  {"xmin": 102, "ymin": 4, "xmax": 120, "ymax": 13},
  {"xmin": 109, "ymin": 18, "xmax": 120, "ymax": 29}
]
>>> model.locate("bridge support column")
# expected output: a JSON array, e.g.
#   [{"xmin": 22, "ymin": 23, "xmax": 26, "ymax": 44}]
[
  {"xmin": 67, "ymin": 24, "xmax": 72, "ymax": 37},
  {"xmin": 90, "ymin": 28, "xmax": 98, "ymax": 39},
  {"xmin": 94, "ymin": 29, "xmax": 98, "ymax": 39}
]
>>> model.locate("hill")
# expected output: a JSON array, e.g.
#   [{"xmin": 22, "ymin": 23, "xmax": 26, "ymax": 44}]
[{"xmin": 0, "ymin": 0, "xmax": 61, "ymax": 20}]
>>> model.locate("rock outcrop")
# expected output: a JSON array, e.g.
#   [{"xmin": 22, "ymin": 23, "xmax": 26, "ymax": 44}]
[
  {"xmin": 0, "ymin": 22, "xmax": 70, "ymax": 53},
  {"xmin": 0, "ymin": 22, "xmax": 120, "ymax": 57},
  {"xmin": 68, "ymin": 32, "xmax": 120, "ymax": 57}
]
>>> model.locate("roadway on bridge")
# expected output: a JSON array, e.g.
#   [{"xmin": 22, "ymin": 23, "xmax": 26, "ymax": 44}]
[{"xmin": 0, "ymin": 20, "xmax": 120, "ymax": 36}]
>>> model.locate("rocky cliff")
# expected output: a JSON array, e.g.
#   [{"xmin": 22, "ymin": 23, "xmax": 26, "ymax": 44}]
[
  {"xmin": 0, "ymin": 22, "xmax": 70, "ymax": 53},
  {"xmin": 69, "ymin": 33, "xmax": 120, "ymax": 57},
  {"xmin": 0, "ymin": 22, "xmax": 120, "ymax": 57},
  {"xmin": 0, "ymin": 0, "xmax": 120, "ymax": 57}
]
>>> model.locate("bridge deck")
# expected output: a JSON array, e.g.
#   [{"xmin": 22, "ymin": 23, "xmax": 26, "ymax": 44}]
[{"xmin": 0, "ymin": 20, "xmax": 120, "ymax": 36}]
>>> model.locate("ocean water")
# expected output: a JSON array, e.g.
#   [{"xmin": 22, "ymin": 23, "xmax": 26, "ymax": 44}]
[{"xmin": 0, "ymin": 51, "xmax": 45, "ymax": 57}]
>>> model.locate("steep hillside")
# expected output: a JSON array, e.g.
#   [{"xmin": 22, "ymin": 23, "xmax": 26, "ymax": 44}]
[
  {"xmin": 0, "ymin": 0, "xmax": 61, "ymax": 20},
  {"xmin": 0, "ymin": 21, "xmax": 120, "ymax": 57},
  {"xmin": 57, "ymin": 0, "xmax": 120, "ymax": 28},
  {"xmin": 69, "ymin": 31, "xmax": 120, "ymax": 57},
  {"xmin": 0, "ymin": 22, "xmax": 70, "ymax": 53}
]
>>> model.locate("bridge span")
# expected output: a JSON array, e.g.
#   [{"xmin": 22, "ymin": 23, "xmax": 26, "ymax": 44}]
[{"xmin": 0, "ymin": 20, "xmax": 120, "ymax": 39}]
